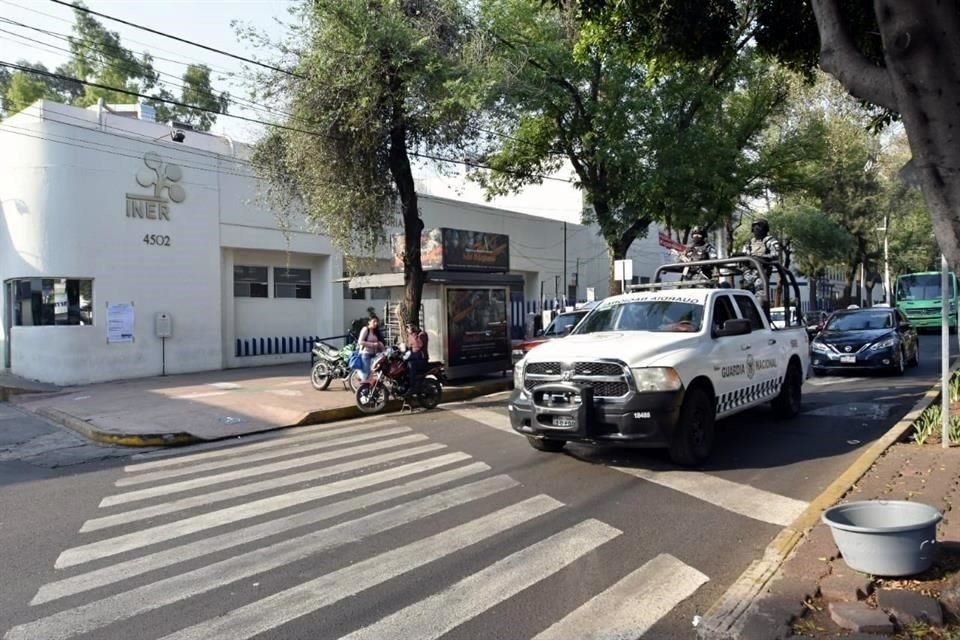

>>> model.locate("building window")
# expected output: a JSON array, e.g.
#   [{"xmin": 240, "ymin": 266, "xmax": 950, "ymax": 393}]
[
  {"xmin": 9, "ymin": 278, "xmax": 93, "ymax": 326},
  {"xmin": 274, "ymin": 268, "xmax": 312, "ymax": 299},
  {"xmin": 343, "ymin": 271, "xmax": 367, "ymax": 300},
  {"xmin": 234, "ymin": 266, "xmax": 268, "ymax": 298}
]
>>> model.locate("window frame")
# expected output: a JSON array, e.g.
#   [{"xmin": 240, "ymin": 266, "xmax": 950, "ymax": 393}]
[
  {"xmin": 273, "ymin": 267, "xmax": 312, "ymax": 299},
  {"xmin": 7, "ymin": 277, "xmax": 94, "ymax": 327},
  {"xmin": 733, "ymin": 294, "xmax": 766, "ymax": 331},
  {"xmin": 233, "ymin": 265, "xmax": 269, "ymax": 299}
]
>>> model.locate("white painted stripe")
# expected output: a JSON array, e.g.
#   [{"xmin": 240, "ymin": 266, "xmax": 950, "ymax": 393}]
[
  {"xmin": 171, "ymin": 391, "xmax": 231, "ymax": 400},
  {"xmin": 80, "ymin": 443, "xmax": 447, "ymax": 533},
  {"xmin": 58, "ymin": 450, "xmax": 468, "ymax": 567},
  {"xmin": 31, "ymin": 464, "xmax": 495, "ymax": 605},
  {"xmin": 277, "ymin": 380, "xmax": 310, "ymax": 386},
  {"xmin": 118, "ymin": 423, "xmax": 405, "ymax": 485},
  {"xmin": 444, "ymin": 407, "xmax": 518, "ymax": 435},
  {"xmin": 342, "ymin": 519, "xmax": 622, "ymax": 640},
  {"xmin": 612, "ymin": 467, "xmax": 808, "ymax": 527},
  {"xmin": 125, "ymin": 418, "xmax": 395, "ymax": 470},
  {"xmin": 532, "ymin": 554, "xmax": 709, "ymax": 640},
  {"xmin": 806, "ymin": 376, "xmax": 865, "ymax": 387},
  {"xmin": 8, "ymin": 477, "xmax": 523, "ymax": 640},
  {"xmin": 155, "ymin": 496, "xmax": 563, "ymax": 640},
  {"xmin": 103, "ymin": 429, "xmax": 418, "ymax": 505}
]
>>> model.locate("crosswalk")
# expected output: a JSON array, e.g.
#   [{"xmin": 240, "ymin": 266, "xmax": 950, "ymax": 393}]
[{"xmin": 6, "ymin": 417, "xmax": 709, "ymax": 640}]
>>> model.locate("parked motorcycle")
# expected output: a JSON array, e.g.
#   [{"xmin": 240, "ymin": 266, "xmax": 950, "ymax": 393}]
[
  {"xmin": 311, "ymin": 341, "xmax": 363, "ymax": 392},
  {"xmin": 354, "ymin": 347, "xmax": 446, "ymax": 414}
]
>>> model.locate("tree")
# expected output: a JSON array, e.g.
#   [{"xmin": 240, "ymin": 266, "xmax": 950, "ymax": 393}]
[
  {"xmin": 249, "ymin": 0, "xmax": 477, "ymax": 326},
  {"xmin": 552, "ymin": 0, "xmax": 960, "ymax": 272},
  {"xmin": 474, "ymin": 0, "xmax": 795, "ymax": 291},
  {"xmin": 3, "ymin": 63, "xmax": 62, "ymax": 115},
  {"xmin": 0, "ymin": 4, "xmax": 226, "ymax": 130},
  {"xmin": 768, "ymin": 202, "xmax": 854, "ymax": 309}
]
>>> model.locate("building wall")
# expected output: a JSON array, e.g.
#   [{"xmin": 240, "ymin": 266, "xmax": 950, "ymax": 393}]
[{"xmin": 0, "ymin": 102, "xmax": 222, "ymax": 384}]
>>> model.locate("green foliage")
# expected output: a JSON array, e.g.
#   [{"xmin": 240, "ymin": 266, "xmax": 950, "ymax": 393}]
[
  {"xmin": 912, "ymin": 372, "xmax": 960, "ymax": 446},
  {"xmin": 0, "ymin": 3, "xmax": 226, "ymax": 130},
  {"xmin": 248, "ymin": 0, "xmax": 478, "ymax": 318},
  {"xmin": 768, "ymin": 202, "xmax": 855, "ymax": 278},
  {"xmin": 475, "ymin": 0, "xmax": 802, "ymax": 260}
]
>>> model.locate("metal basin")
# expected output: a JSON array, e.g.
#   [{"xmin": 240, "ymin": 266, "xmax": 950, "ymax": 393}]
[{"xmin": 821, "ymin": 500, "xmax": 942, "ymax": 576}]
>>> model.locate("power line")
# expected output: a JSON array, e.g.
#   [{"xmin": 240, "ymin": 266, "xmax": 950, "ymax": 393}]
[
  {"xmin": 0, "ymin": 0, "xmax": 242, "ymax": 76},
  {"xmin": 48, "ymin": 0, "xmax": 304, "ymax": 80},
  {"xmin": 0, "ymin": 21, "xmax": 301, "ymax": 125},
  {"xmin": 0, "ymin": 60, "xmax": 575, "ymax": 183}
]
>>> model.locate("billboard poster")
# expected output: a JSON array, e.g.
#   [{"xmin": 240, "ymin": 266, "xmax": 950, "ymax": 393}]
[
  {"xmin": 446, "ymin": 288, "xmax": 509, "ymax": 367},
  {"xmin": 392, "ymin": 228, "xmax": 444, "ymax": 271},
  {"xmin": 440, "ymin": 229, "xmax": 509, "ymax": 272},
  {"xmin": 392, "ymin": 228, "xmax": 509, "ymax": 273}
]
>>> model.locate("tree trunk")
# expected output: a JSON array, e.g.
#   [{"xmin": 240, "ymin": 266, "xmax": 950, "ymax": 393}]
[
  {"xmin": 388, "ymin": 122, "xmax": 424, "ymax": 329},
  {"xmin": 812, "ymin": 0, "xmax": 960, "ymax": 270},
  {"xmin": 808, "ymin": 274, "xmax": 818, "ymax": 311},
  {"xmin": 608, "ymin": 242, "xmax": 629, "ymax": 296}
]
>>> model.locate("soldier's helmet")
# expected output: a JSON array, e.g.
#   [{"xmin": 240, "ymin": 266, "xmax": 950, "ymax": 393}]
[
  {"xmin": 691, "ymin": 226, "xmax": 705, "ymax": 238},
  {"xmin": 751, "ymin": 218, "xmax": 770, "ymax": 234}
]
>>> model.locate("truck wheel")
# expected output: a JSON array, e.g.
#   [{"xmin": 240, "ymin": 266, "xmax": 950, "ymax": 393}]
[
  {"xmin": 772, "ymin": 362, "xmax": 802, "ymax": 418},
  {"xmin": 669, "ymin": 387, "xmax": 715, "ymax": 466},
  {"xmin": 526, "ymin": 436, "xmax": 566, "ymax": 453}
]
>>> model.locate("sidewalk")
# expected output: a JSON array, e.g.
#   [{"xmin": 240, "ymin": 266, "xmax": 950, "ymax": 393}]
[
  {"xmin": 703, "ymin": 379, "xmax": 960, "ymax": 638},
  {"xmin": 8, "ymin": 364, "xmax": 512, "ymax": 446}
]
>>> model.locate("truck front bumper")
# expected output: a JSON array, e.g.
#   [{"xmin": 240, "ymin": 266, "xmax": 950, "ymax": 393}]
[{"xmin": 507, "ymin": 383, "xmax": 683, "ymax": 447}]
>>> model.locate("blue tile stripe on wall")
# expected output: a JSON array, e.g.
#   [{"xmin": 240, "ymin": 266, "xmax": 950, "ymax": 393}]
[{"xmin": 236, "ymin": 336, "xmax": 321, "ymax": 358}]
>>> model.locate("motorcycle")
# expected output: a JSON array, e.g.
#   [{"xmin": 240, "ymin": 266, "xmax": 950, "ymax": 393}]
[
  {"xmin": 354, "ymin": 347, "xmax": 446, "ymax": 414},
  {"xmin": 311, "ymin": 341, "xmax": 363, "ymax": 392}
]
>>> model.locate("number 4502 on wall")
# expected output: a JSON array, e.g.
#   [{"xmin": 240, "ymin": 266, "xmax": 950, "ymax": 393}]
[{"xmin": 143, "ymin": 234, "xmax": 171, "ymax": 247}]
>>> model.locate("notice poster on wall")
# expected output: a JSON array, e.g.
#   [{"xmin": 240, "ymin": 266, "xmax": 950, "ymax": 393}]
[
  {"xmin": 107, "ymin": 303, "xmax": 135, "ymax": 343},
  {"xmin": 446, "ymin": 288, "xmax": 509, "ymax": 367}
]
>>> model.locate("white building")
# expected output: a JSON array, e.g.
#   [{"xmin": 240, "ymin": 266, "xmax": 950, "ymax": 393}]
[{"xmin": 0, "ymin": 100, "xmax": 617, "ymax": 385}]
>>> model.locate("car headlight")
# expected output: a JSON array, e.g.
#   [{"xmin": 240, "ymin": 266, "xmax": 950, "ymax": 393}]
[
  {"xmin": 869, "ymin": 337, "xmax": 897, "ymax": 351},
  {"xmin": 630, "ymin": 367, "xmax": 683, "ymax": 393},
  {"xmin": 513, "ymin": 360, "xmax": 525, "ymax": 390},
  {"xmin": 511, "ymin": 349, "xmax": 524, "ymax": 359},
  {"xmin": 810, "ymin": 341, "xmax": 830, "ymax": 354}
]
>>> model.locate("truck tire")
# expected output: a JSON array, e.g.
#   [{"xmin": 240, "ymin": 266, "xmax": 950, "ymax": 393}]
[
  {"xmin": 526, "ymin": 436, "xmax": 566, "ymax": 453},
  {"xmin": 772, "ymin": 361, "xmax": 802, "ymax": 418},
  {"xmin": 669, "ymin": 386, "xmax": 715, "ymax": 466}
]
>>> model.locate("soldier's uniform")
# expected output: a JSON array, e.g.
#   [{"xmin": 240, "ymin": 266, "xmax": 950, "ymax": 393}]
[
  {"xmin": 680, "ymin": 227, "xmax": 717, "ymax": 281},
  {"xmin": 740, "ymin": 219, "xmax": 781, "ymax": 296}
]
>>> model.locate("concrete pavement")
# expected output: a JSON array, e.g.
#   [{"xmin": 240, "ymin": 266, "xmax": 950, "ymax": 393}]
[{"xmin": 8, "ymin": 363, "xmax": 512, "ymax": 446}]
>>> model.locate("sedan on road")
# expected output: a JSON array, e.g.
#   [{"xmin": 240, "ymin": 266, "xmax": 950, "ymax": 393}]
[{"xmin": 810, "ymin": 307, "xmax": 919, "ymax": 376}]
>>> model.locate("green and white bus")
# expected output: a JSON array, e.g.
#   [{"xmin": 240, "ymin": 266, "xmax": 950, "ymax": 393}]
[{"xmin": 895, "ymin": 271, "xmax": 958, "ymax": 330}]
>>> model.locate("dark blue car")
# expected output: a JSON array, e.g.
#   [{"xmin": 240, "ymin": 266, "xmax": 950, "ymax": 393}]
[{"xmin": 810, "ymin": 308, "xmax": 919, "ymax": 376}]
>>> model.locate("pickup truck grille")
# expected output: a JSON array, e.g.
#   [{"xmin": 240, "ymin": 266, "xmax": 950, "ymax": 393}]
[{"xmin": 524, "ymin": 360, "xmax": 630, "ymax": 398}]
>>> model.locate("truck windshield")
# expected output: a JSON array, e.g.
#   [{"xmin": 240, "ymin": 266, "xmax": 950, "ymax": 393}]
[
  {"xmin": 575, "ymin": 300, "xmax": 703, "ymax": 333},
  {"xmin": 897, "ymin": 274, "xmax": 954, "ymax": 301}
]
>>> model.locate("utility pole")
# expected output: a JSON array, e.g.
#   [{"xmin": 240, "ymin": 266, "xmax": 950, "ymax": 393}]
[{"xmin": 563, "ymin": 221, "xmax": 567, "ymax": 306}]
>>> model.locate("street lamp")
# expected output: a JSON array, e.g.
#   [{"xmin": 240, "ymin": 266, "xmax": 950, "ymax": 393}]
[{"xmin": 875, "ymin": 220, "xmax": 890, "ymax": 304}]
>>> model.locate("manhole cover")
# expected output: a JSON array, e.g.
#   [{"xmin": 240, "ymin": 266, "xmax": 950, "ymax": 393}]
[{"xmin": 804, "ymin": 403, "xmax": 893, "ymax": 420}]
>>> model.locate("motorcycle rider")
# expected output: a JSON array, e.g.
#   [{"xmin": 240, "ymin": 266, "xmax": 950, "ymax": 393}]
[
  {"xmin": 356, "ymin": 316, "xmax": 384, "ymax": 382},
  {"xmin": 404, "ymin": 322, "xmax": 428, "ymax": 396},
  {"xmin": 681, "ymin": 226, "xmax": 717, "ymax": 280},
  {"xmin": 739, "ymin": 218, "xmax": 781, "ymax": 297}
]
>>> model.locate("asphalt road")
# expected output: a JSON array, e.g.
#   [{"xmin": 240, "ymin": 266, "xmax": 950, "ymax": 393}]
[{"xmin": 0, "ymin": 336, "xmax": 955, "ymax": 640}]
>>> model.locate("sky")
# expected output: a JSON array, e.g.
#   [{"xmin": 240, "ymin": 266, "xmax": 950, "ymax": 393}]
[{"xmin": 0, "ymin": 0, "xmax": 582, "ymax": 222}]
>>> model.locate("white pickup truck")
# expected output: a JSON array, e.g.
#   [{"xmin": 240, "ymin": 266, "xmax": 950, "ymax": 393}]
[{"xmin": 508, "ymin": 257, "xmax": 810, "ymax": 465}]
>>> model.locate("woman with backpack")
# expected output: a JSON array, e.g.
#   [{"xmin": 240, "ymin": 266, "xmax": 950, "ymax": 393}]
[{"xmin": 356, "ymin": 316, "xmax": 384, "ymax": 382}]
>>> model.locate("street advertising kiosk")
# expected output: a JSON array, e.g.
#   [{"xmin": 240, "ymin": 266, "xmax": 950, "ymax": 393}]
[{"xmin": 348, "ymin": 228, "xmax": 521, "ymax": 380}]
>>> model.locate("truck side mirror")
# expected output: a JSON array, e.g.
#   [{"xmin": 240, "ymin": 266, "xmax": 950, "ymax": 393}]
[{"xmin": 714, "ymin": 318, "xmax": 752, "ymax": 338}]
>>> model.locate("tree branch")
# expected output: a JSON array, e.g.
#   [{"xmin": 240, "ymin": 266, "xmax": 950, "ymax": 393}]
[{"xmin": 810, "ymin": 0, "xmax": 899, "ymax": 112}]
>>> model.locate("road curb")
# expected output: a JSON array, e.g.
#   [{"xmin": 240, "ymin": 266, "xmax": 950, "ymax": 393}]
[
  {"xmin": 38, "ymin": 378, "xmax": 514, "ymax": 448},
  {"xmin": 698, "ymin": 362, "xmax": 959, "ymax": 639}
]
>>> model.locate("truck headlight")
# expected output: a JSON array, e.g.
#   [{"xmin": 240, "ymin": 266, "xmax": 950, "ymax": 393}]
[
  {"xmin": 513, "ymin": 360, "xmax": 525, "ymax": 390},
  {"xmin": 630, "ymin": 367, "xmax": 682, "ymax": 393},
  {"xmin": 869, "ymin": 337, "xmax": 897, "ymax": 351}
]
